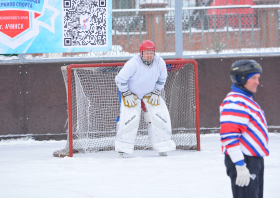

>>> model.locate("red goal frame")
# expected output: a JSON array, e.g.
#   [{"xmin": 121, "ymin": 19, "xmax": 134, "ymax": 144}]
[{"xmin": 66, "ymin": 59, "xmax": 200, "ymax": 157}]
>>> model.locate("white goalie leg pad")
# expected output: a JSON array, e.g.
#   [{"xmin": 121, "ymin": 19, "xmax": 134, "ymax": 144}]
[
  {"xmin": 115, "ymin": 97, "xmax": 141, "ymax": 154},
  {"xmin": 143, "ymin": 96, "xmax": 176, "ymax": 152}
]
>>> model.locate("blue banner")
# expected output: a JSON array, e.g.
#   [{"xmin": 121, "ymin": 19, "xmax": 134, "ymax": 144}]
[{"xmin": 0, "ymin": 0, "xmax": 112, "ymax": 54}]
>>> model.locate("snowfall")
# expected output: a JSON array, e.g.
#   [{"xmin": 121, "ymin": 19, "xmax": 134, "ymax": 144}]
[{"xmin": 1, "ymin": 133, "xmax": 279, "ymax": 198}]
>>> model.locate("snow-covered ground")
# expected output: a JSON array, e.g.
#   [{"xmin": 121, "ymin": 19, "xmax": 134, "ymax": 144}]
[{"xmin": 1, "ymin": 133, "xmax": 279, "ymax": 198}]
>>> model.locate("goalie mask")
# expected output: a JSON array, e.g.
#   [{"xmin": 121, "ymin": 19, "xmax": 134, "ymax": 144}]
[
  {"xmin": 230, "ymin": 60, "xmax": 262, "ymax": 86},
  {"xmin": 139, "ymin": 40, "xmax": 155, "ymax": 66}
]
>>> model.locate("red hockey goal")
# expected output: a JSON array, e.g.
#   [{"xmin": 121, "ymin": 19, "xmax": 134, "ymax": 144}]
[{"xmin": 54, "ymin": 59, "xmax": 200, "ymax": 157}]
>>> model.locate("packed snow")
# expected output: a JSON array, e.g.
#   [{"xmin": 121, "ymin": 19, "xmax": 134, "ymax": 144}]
[{"xmin": 0, "ymin": 133, "xmax": 279, "ymax": 198}]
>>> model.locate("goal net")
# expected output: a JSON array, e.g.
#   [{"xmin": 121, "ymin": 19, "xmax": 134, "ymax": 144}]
[{"xmin": 53, "ymin": 59, "xmax": 200, "ymax": 157}]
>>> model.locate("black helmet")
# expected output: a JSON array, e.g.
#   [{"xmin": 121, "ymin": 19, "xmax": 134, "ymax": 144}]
[{"xmin": 230, "ymin": 60, "xmax": 262, "ymax": 85}]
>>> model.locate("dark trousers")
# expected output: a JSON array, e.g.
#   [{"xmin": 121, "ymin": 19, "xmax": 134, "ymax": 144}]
[{"xmin": 224, "ymin": 155, "xmax": 264, "ymax": 198}]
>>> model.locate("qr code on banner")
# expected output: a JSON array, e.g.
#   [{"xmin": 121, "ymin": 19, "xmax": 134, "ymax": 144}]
[{"xmin": 62, "ymin": 0, "xmax": 107, "ymax": 47}]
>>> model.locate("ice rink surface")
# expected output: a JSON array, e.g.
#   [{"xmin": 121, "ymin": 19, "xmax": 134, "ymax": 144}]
[{"xmin": 1, "ymin": 133, "xmax": 279, "ymax": 198}]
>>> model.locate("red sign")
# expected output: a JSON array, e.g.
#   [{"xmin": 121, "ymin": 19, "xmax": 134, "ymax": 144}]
[
  {"xmin": 209, "ymin": 0, "xmax": 255, "ymax": 15},
  {"xmin": 0, "ymin": 10, "xmax": 30, "ymax": 38}
]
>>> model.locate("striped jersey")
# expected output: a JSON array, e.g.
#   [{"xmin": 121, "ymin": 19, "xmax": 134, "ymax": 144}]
[{"xmin": 220, "ymin": 85, "xmax": 269, "ymax": 163}]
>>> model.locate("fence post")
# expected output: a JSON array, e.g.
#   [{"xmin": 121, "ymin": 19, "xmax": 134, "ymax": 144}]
[
  {"xmin": 254, "ymin": 0, "xmax": 280, "ymax": 47},
  {"xmin": 175, "ymin": 0, "xmax": 183, "ymax": 58}
]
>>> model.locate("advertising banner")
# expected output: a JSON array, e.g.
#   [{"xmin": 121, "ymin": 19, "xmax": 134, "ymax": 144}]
[{"xmin": 0, "ymin": 0, "xmax": 112, "ymax": 54}]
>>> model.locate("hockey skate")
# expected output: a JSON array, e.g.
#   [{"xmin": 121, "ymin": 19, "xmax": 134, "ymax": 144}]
[
  {"xmin": 119, "ymin": 152, "xmax": 125, "ymax": 158},
  {"xmin": 158, "ymin": 152, "xmax": 167, "ymax": 157}
]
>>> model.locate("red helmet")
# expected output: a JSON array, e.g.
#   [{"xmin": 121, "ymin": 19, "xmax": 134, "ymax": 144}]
[{"xmin": 139, "ymin": 40, "xmax": 156, "ymax": 54}]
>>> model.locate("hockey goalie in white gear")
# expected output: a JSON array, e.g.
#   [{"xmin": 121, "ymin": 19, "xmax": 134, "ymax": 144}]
[{"xmin": 114, "ymin": 40, "xmax": 176, "ymax": 157}]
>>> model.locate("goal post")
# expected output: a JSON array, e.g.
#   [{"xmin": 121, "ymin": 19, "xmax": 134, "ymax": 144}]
[{"xmin": 54, "ymin": 59, "xmax": 200, "ymax": 157}]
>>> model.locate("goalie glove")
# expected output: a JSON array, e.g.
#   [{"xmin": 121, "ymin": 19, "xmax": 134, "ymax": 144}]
[
  {"xmin": 122, "ymin": 90, "xmax": 138, "ymax": 107},
  {"xmin": 144, "ymin": 89, "xmax": 160, "ymax": 106}
]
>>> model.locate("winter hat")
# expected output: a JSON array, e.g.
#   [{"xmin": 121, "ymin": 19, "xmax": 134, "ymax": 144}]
[
  {"xmin": 247, "ymin": 72, "xmax": 260, "ymax": 80},
  {"xmin": 236, "ymin": 72, "xmax": 259, "ymax": 83}
]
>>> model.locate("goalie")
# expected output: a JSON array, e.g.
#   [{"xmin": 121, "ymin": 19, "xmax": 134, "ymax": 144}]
[{"xmin": 115, "ymin": 40, "xmax": 176, "ymax": 157}]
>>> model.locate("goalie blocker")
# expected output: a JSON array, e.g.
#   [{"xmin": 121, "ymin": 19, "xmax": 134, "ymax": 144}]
[{"xmin": 115, "ymin": 93, "xmax": 176, "ymax": 155}]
